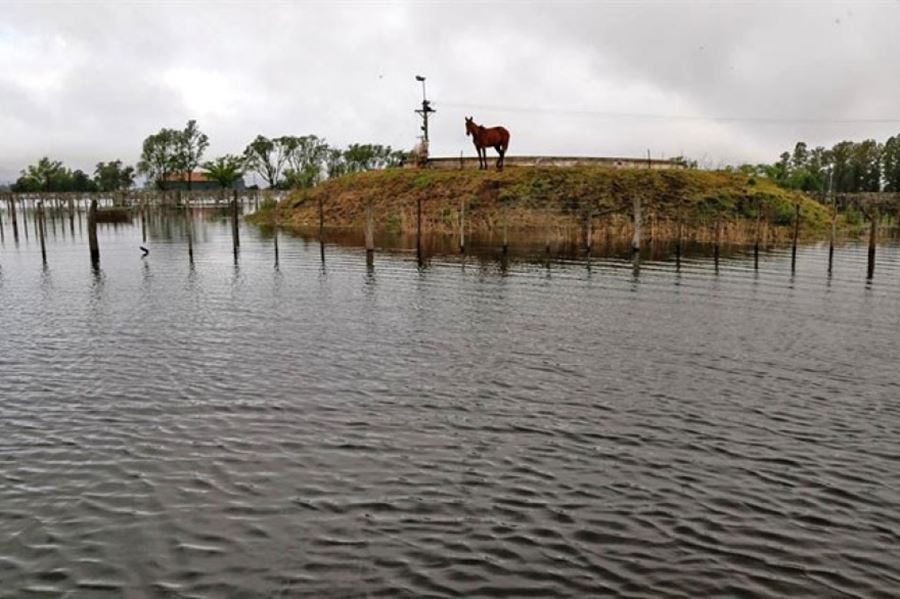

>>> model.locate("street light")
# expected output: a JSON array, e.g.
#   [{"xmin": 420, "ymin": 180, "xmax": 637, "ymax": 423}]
[
  {"xmin": 414, "ymin": 75, "xmax": 435, "ymax": 143},
  {"xmin": 415, "ymin": 75, "xmax": 426, "ymax": 102}
]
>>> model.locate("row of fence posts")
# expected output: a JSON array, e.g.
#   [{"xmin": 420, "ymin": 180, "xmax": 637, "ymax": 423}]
[
  {"xmin": 0, "ymin": 191, "xmax": 888, "ymax": 278},
  {"xmin": 331, "ymin": 193, "xmax": 883, "ymax": 279}
]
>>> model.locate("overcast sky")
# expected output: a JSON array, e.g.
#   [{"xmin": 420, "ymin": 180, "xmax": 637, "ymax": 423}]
[{"xmin": 3, "ymin": 0, "xmax": 900, "ymax": 184}]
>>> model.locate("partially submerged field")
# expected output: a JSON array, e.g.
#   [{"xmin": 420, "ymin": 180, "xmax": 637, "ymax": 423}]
[{"xmin": 252, "ymin": 166, "xmax": 834, "ymax": 243}]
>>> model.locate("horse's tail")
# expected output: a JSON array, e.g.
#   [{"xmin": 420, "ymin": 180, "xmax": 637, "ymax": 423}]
[{"xmin": 500, "ymin": 127, "xmax": 511, "ymax": 151}]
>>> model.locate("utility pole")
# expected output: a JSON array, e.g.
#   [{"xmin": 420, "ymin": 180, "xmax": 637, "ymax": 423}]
[{"xmin": 415, "ymin": 75, "xmax": 437, "ymax": 168}]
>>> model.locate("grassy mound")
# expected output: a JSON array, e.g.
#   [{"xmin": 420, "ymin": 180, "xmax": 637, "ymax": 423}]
[{"xmin": 253, "ymin": 166, "xmax": 831, "ymax": 240}]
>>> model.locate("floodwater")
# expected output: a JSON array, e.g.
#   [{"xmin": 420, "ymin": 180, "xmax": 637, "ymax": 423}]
[{"xmin": 2, "ymin": 206, "xmax": 900, "ymax": 598}]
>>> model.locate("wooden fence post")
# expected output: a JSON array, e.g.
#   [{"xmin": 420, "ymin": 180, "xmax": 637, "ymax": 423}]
[
  {"xmin": 416, "ymin": 197, "xmax": 422, "ymax": 256},
  {"xmin": 791, "ymin": 203, "xmax": 800, "ymax": 272},
  {"xmin": 714, "ymin": 214, "xmax": 721, "ymax": 268},
  {"xmin": 185, "ymin": 194, "xmax": 193, "ymax": 263},
  {"xmin": 754, "ymin": 199, "xmax": 762, "ymax": 270},
  {"xmin": 37, "ymin": 201, "xmax": 47, "ymax": 264},
  {"xmin": 459, "ymin": 198, "xmax": 466, "ymax": 253},
  {"xmin": 502, "ymin": 202, "xmax": 509, "ymax": 255},
  {"xmin": 828, "ymin": 191, "xmax": 837, "ymax": 274},
  {"xmin": 675, "ymin": 204, "xmax": 683, "ymax": 267},
  {"xmin": 365, "ymin": 199, "xmax": 375, "ymax": 266},
  {"xmin": 867, "ymin": 209, "xmax": 878, "ymax": 279},
  {"xmin": 631, "ymin": 196, "xmax": 641, "ymax": 255},
  {"xmin": 584, "ymin": 208, "xmax": 593, "ymax": 255},
  {"xmin": 88, "ymin": 199, "xmax": 99, "ymax": 265},
  {"xmin": 9, "ymin": 193, "xmax": 19, "ymax": 242},
  {"xmin": 231, "ymin": 190, "xmax": 240, "ymax": 259}
]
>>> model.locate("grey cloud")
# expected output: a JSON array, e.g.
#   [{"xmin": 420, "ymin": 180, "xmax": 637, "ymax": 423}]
[{"xmin": 3, "ymin": 0, "xmax": 900, "ymax": 183}]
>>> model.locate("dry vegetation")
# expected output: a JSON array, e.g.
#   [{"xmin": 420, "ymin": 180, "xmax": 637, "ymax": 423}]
[{"xmin": 251, "ymin": 166, "xmax": 835, "ymax": 243}]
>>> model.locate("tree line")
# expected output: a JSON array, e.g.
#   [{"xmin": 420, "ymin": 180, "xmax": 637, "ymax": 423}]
[
  {"xmin": 9, "ymin": 120, "xmax": 411, "ymax": 193},
  {"xmin": 734, "ymin": 134, "xmax": 900, "ymax": 194}
]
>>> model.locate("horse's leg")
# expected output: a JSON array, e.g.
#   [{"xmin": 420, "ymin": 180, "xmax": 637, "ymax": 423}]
[
  {"xmin": 479, "ymin": 147, "xmax": 486, "ymax": 170},
  {"xmin": 495, "ymin": 146, "xmax": 505, "ymax": 171}
]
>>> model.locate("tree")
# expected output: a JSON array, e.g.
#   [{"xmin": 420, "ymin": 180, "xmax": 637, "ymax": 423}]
[
  {"xmin": 282, "ymin": 135, "xmax": 330, "ymax": 189},
  {"xmin": 10, "ymin": 157, "xmax": 101, "ymax": 192},
  {"xmin": 137, "ymin": 128, "xmax": 180, "ymax": 189},
  {"xmin": 173, "ymin": 119, "xmax": 209, "ymax": 191},
  {"xmin": 342, "ymin": 144, "xmax": 398, "ymax": 173},
  {"xmin": 883, "ymin": 134, "xmax": 900, "ymax": 192},
  {"xmin": 830, "ymin": 141, "xmax": 855, "ymax": 193},
  {"xmin": 94, "ymin": 160, "xmax": 135, "ymax": 192},
  {"xmin": 202, "ymin": 155, "xmax": 245, "ymax": 188},
  {"xmin": 791, "ymin": 141, "xmax": 809, "ymax": 170},
  {"xmin": 325, "ymin": 148, "xmax": 346, "ymax": 178},
  {"xmin": 14, "ymin": 157, "xmax": 68, "ymax": 192},
  {"xmin": 70, "ymin": 169, "xmax": 98, "ymax": 192},
  {"xmin": 850, "ymin": 139, "xmax": 881, "ymax": 192},
  {"xmin": 243, "ymin": 135, "xmax": 289, "ymax": 188}
]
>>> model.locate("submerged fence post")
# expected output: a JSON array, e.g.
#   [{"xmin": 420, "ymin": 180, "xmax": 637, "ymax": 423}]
[
  {"xmin": 37, "ymin": 201, "xmax": 47, "ymax": 264},
  {"xmin": 675, "ymin": 204, "xmax": 684, "ymax": 267},
  {"xmin": 867, "ymin": 209, "xmax": 878, "ymax": 279},
  {"xmin": 714, "ymin": 215, "xmax": 721, "ymax": 269},
  {"xmin": 584, "ymin": 208, "xmax": 593, "ymax": 255},
  {"xmin": 545, "ymin": 202, "xmax": 552, "ymax": 254},
  {"xmin": 365, "ymin": 199, "xmax": 375, "ymax": 266},
  {"xmin": 68, "ymin": 197, "xmax": 75, "ymax": 236},
  {"xmin": 9, "ymin": 193, "xmax": 19, "ymax": 242},
  {"xmin": 272, "ymin": 225, "xmax": 279, "ymax": 266},
  {"xmin": 459, "ymin": 198, "xmax": 466, "ymax": 253},
  {"xmin": 631, "ymin": 196, "xmax": 641, "ymax": 255},
  {"xmin": 141, "ymin": 202, "xmax": 147, "ymax": 243},
  {"xmin": 828, "ymin": 190, "xmax": 837, "ymax": 274},
  {"xmin": 318, "ymin": 196, "xmax": 325, "ymax": 240},
  {"xmin": 88, "ymin": 199, "xmax": 99, "ymax": 265},
  {"xmin": 416, "ymin": 197, "xmax": 423, "ymax": 258},
  {"xmin": 754, "ymin": 199, "xmax": 762, "ymax": 270},
  {"xmin": 502, "ymin": 202, "xmax": 509, "ymax": 255},
  {"xmin": 185, "ymin": 194, "xmax": 193, "ymax": 264},
  {"xmin": 231, "ymin": 190, "xmax": 240, "ymax": 260},
  {"xmin": 791, "ymin": 203, "xmax": 801, "ymax": 272}
]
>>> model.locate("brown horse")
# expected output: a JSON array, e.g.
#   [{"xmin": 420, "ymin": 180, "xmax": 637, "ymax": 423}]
[{"xmin": 465, "ymin": 116, "xmax": 510, "ymax": 170}]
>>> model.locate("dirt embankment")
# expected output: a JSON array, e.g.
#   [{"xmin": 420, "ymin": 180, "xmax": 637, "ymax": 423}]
[{"xmin": 251, "ymin": 166, "xmax": 833, "ymax": 243}]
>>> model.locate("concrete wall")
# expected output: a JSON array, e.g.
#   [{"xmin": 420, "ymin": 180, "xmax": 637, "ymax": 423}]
[{"xmin": 412, "ymin": 155, "xmax": 687, "ymax": 171}]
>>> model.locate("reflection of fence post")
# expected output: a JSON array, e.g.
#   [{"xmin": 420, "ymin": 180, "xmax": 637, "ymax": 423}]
[
  {"xmin": 365, "ymin": 199, "xmax": 375, "ymax": 266},
  {"xmin": 791, "ymin": 203, "xmax": 800, "ymax": 272},
  {"xmin": 631, "ymin": 196, "xmax": 641, "ymax": 255},
  {"xmin": 88, "ymin": 199, "xmax": 99, "ymax": 265}
]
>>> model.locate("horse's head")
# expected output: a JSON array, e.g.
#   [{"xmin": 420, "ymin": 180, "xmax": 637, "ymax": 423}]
[{"xmin": 465, "ymin": 116, "xmax": 476, "ymax": 137}]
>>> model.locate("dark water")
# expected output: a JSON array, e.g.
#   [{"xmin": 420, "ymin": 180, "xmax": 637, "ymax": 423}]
[{"xmin": 2, "ymin": 207, "xmax": 900, "ymax": 598}]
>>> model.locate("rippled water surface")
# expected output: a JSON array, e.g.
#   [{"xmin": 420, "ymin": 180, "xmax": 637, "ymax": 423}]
[{"xmin": 2, "ymin": 207, "xmax": 900, "ymax": 598}]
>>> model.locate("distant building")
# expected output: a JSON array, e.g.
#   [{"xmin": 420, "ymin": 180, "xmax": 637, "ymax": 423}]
[{"xmin": 160, "ymin": 171, "xmax": 245, "ymax": 191}]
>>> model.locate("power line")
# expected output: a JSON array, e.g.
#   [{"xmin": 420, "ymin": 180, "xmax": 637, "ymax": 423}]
[{"xmin": 440, "ymin": 101, "xmax": 900, "ymax": 125}]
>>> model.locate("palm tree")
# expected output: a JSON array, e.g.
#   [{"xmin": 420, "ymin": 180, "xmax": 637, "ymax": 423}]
[{"xmin": 202, "ymin": 155, "xmax": 245, "ymax": 188}]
